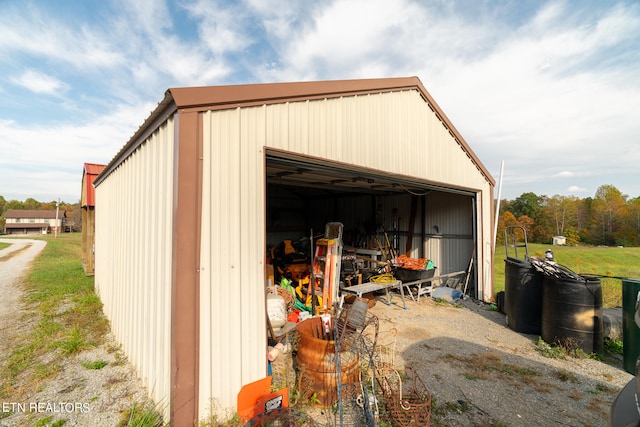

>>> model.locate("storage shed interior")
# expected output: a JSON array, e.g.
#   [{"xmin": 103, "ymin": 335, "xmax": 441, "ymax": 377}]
[{"xmin": 265, "ymin": 154, "xmax": 477, "ymax": 297}]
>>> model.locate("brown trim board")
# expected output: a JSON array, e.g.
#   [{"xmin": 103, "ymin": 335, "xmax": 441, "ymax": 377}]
[{"xmin": 171, "ymin": 110, "xmax": 201, "ymax": 425}]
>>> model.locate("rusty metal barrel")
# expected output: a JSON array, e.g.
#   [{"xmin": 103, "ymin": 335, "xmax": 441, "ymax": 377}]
[{"xmin": 295, "ymin": 316, "xmax": 359, "ymax": 407}]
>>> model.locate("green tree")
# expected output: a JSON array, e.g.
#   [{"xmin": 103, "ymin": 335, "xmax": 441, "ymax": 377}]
[
  {"xmin": 5, "ymin": 199, "xmax": 24, "ymax": 210},
  {"xmin": 23, "ymin": 197, "xmax": 40, "ymax": 210},
  {"xmin": 510, "ymin": 192, "xmax": 543, "ymax": 219}
]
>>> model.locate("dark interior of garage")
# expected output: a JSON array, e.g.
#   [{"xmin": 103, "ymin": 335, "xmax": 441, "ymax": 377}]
[{"xmin": 264, "ymin": 155, "xmax": 478, "ymax": 314}]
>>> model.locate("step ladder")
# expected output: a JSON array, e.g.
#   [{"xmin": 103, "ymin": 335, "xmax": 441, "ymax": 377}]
[{"xmin": 311, "ymin": 223, "xmax": 343, "ymax": 312}]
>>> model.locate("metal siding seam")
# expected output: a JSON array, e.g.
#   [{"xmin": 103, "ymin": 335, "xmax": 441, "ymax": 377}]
[
  {"xmin": 240, "ymin": 107, "xmax": 267, "ymax": 384},
  {"xmin": 227, "ymin": 109, "xmax": 243, "ymax": 408},
  {"xmin": 198, "ymin": 111, "xmax": 213, "ymax": 420},
  {"xmin": 162, "ymin": 118, "xmax": 175, "ymax": 409}
]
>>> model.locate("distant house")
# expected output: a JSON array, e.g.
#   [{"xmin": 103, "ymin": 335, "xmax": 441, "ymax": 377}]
[
  {"xmin": 553, "ymin": 236, "xmax": 567, "ymax": 245},
  {"xmin": 81, "ymin": 163, "xmax": 106, "ymax": 275},
  {"xmin": 4, "ymin": 209, "xmax": 66, "ymax": 235}
]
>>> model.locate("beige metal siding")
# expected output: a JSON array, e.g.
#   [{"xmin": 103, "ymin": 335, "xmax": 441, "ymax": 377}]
[
  {"xmin": 199, "ymin": 108, "xmax": 267, "ymax": 417},
  {"xmin": 198, "ymin": 88, "xmax": 493, "ymax": 416},
  {"xmin": 423, "ymin": 192, "xmax": 475, "ymax": 274},
  {"xmin": 94, "ymin": 118, "xmax": 175, "ymax": 418},
  {"xmin": 267, "ymin": 90, "xmax": 492, "ymax": 298}
]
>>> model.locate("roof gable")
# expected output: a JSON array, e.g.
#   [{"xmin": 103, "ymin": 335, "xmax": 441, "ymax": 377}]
[{"xmin": 97, "ymin": 77, "xmax": 494, "ymax": 187}]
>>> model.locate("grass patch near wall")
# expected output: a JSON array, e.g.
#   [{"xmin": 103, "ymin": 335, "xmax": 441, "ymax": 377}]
[
  {"xmin": 0, "ymin": 233, "xmax": 109, "ymax": 399},
  {"xmin": 494, "ymin": 244, "xmax": 640, "ymax": 308}
]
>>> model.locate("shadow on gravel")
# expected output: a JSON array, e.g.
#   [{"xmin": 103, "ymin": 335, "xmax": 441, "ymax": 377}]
[{"xmin": 401, "ymin": 335, "xmax": 623, "ymax": 427}]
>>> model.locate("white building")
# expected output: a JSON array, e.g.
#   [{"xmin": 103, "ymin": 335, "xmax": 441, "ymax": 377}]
[
  {"xmin": 4, "ymin": 209, "xmax": 65, "ymax": 235},
  {"xmin": 553, "ymin": 236, "xmax": 567, "ymax": 245}
]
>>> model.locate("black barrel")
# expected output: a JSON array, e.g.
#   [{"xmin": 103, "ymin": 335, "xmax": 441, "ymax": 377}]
[
  {"xmin": 504, "ymin": 257, "xmax": 543, "ymax": 334},
  {"xmin": 541, "ymin": 275, "xmax": 603, "ymax": 354},
  {"xmin": 622, "ymin": 278, "xmax": 640, "ymax": 374}
]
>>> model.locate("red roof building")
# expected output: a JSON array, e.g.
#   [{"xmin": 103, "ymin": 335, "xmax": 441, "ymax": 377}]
[{"xmin": 81, "ymin": 163, "xmax": 105, "ymax": 275}]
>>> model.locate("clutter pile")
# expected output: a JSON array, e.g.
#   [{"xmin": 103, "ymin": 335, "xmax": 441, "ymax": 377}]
[{"xmin": 253, "ymin": 222, "xmax": 434, "ymax": 426}]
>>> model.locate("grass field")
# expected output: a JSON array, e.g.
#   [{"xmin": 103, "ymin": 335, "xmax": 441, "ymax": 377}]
[
  {"xmin": 494, "ymin": 243, "xmax": 640, "ymax": 308},
  {"xmin": 0, "ymin": 241, "xmax": 10, "ymax": 251}
]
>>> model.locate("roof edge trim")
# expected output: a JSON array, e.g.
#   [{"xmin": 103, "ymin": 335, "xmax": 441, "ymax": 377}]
[{"xmin": 94, "ymin": 92, "xmax": 178, "ymax": 187}]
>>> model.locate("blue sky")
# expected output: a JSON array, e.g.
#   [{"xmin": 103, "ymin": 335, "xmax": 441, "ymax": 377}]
[{"xmin": 1, "ymin": 0, "xmax": 638, "ymax": 203}]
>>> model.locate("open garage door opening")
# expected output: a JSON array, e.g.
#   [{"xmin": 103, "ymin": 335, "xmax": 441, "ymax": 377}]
[{"xmin": 264, "ymin": 152, "xmax": 479, "ymax": 302}]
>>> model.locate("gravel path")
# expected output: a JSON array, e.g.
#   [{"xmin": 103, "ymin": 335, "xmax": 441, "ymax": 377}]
[
  {"xmin": 0, "ymin": 238, "xmax": 153, "ymax": 427},
  {"xmin": 0, "ymin": 238, "xmax": 46, "ymax": 361},
  {"xmin": 370, "ymin": 295, "xmax": 631, "ymax": 426}
]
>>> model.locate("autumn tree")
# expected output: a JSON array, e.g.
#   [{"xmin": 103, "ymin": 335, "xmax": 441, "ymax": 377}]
[
  {"xmin": 591, "ymin": 185, "xmax": 627, "ymax": 245},
  {"xmin": 618, "ymin": 197, "xmax": 640, "ymax": 246}
]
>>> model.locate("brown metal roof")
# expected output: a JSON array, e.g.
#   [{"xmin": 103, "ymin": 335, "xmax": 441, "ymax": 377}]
[
  {"xmin": 4, "ymin": 209, "xmax": 58, "ymax": 219},
  {"xmin": 5, "ymin": 223, "xmax": 50, "ymax": 229},
  {"xmin": 96, "ymin": 77, "xmax": 494, "ymax": 186},
  {"xmin": 169, "ymin": 76, "xmax": 426, "ymax": 111}
]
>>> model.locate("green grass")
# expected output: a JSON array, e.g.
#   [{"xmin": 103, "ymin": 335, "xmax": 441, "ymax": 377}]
[
  {"xmin": 117, "ymin": 403, "xmax": 166, "ymax": 427},
  {"xmin": 0, "ymin": 241, "xmax": 10, "ymax": 251},
  {"xmin": 494, "ymin": 243, "xmax": 640, "ymax": 307},
  {"xmin": 80, "ymin": 359, "xmax": 108, "ymax": 370}
]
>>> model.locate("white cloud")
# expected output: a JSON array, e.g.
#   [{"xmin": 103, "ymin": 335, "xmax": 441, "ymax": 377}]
[
  {"xmin": 10, "ymin": 70, "xmax": 67, "ymax": 95},
  {"xmin": 0, "ymin": 100, "xmax": 154, "ymax": 202},
  {"xmin": 1, "ymin": 0, "xmax": 639, "ymax": 202}
]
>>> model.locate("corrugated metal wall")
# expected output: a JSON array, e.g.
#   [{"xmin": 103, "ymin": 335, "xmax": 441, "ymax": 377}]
[
  {"xmin": 199, "ymin": 108, "xmax": 267, "ymax": 416},
  {"xmin": 197, "ymin": 88, "xmax": 493, "ymax": 417},
  {"xmin": 94, "ymin": 118, "xmax": 175, "ymax": 419},
  {"xmin": 423, "ymin": 191, "xmax": 475, "ymax": 275},
  {"xmin": 266, "ymin": 90, "xmax": 491, "ymax": 293}
]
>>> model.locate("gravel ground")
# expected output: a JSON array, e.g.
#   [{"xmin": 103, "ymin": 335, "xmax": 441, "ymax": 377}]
[
  {"xmin": 1, "ymin": 238, "xmax": 633, "ymax": 426},
  {"xmin": 291, "ymin": 293, "xmax": 632, "ymax": 427},
  {"xmin": 0, "ymin": 238, "xmax": 47, "ymax": 364},
  {"xmin": 0, "ymin": 238, "xmax": 153, "ymax": 427}
]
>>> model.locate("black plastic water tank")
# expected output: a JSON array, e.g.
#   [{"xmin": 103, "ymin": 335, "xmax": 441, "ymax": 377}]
[
  {"xmin": 622, "ymin": 278, "xmax": 640, "ymax": 374},
  {"xmin": 541, "ymin": 275, "xmax": 603, "ymax": 354},
  {"xmin": 504, "ymin": 257, "xmax": 543, "ymax": 334}
]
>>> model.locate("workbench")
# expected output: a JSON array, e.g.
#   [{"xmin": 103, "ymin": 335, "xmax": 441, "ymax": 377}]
[
  {"xmin": 340, "ymin": 280, "xmax": 408, "ymax": 310},
  {"xmin": 341, "ymin": 270, "xmax": 468, "ymax": 309}
]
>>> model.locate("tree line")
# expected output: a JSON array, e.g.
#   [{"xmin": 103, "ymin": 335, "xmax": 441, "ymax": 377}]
[
  {"xmin": 497, "ymin": 185, "xmax": 640, "ymax": 247},
  {"xmin": 0, "ymin": 196, "xmax": 82, "ymax": 232},
  {"xmin": 3, "ymin": 186, "xmax": 638, "ymax": 246}
]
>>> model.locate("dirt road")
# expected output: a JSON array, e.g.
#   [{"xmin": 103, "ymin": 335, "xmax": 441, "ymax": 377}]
[{"xmin": 0, "ymin": 238, "xmax": 46, "ymax": 359}]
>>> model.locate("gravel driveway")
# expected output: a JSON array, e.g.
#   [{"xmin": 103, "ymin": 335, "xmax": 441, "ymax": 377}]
[{"xmin": 0, "ymin": 238, "xmax": 46, "ymax": 360}]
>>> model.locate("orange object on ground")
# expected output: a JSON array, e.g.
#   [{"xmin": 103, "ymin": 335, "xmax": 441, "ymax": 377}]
[{"xmin": 238, "ymin": 376, "xmax": 289, "ymax": 424}]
